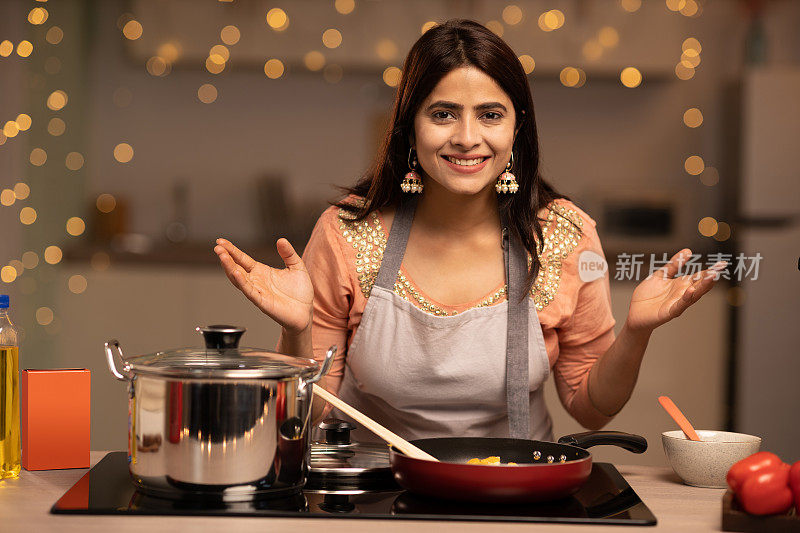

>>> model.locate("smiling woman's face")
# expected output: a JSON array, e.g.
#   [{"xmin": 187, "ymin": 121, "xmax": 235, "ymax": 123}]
[{"xmin": 412, "ymin": 66, "xmax": 517, "ymax": 197}]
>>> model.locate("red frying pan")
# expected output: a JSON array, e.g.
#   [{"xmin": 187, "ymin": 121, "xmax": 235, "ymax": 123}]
[{"xmin": 389, "ymin": 431, "xmax": 647, "ymax": 503}]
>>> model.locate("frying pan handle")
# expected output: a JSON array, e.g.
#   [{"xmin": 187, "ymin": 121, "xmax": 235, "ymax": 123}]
[{"xmin": 557, "ymin": 431, "xmax": 647, "ymax": 454}]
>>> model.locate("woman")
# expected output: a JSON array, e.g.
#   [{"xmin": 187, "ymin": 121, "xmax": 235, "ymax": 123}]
[{"xmin": 214, "ymin": 20, "xmax": 725, "ymax": 443}]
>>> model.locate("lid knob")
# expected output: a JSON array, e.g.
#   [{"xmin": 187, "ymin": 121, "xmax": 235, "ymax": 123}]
[
  {"xmin": 195, "ymin": 325, "xmax": 246, "ymax": 349},
  {"xmin": 319, "ymin": 418, "xmax": 355, "ymax": 445}
]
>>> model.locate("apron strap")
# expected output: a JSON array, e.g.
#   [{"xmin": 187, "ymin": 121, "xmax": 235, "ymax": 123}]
[
  {"xmin": 374, "ymin": 194, "xmax": 531, "ymax": 439},
  {"xmin": 375, "ymin": 195, "xmax": 419, "ymax": 291},
  {"xmin": 503, "ymin": 222, "xmax": 531, "ymax": 439}
]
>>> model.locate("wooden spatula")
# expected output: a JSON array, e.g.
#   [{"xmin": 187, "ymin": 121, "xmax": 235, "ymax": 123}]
[
  {"xmin": 312, "ymin": 385, "xmax": 439, "ymax": 461},
  {"xmin": 658, "ymin": 395, "xmax": 702, "ymax": 441}
]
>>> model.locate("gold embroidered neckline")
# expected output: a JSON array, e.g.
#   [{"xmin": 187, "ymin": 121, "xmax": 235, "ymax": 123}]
[
  {"xmin": 528, "ymin": 203, "xmax": 584, "ymax": 311},
  {"xmin": 337, "ymin": 200, "xmax": 583, "ymax": 315}
]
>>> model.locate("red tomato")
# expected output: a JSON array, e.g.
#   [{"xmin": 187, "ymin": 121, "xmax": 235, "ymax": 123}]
[
  {"xmin": 737, "ymin": 463, "xmax": 793, "ymax": 516},
  {"xmin": 790, "ymin": 461, "xmax": 800, "ymax": 514},
  {"xmin": 726, "ymin": 451, "xmax": 784, "ymax": 493}
]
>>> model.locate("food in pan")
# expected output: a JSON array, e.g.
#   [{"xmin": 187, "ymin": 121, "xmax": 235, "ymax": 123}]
[
  {"xmin": 466, "ymin": 456, "xmax": 517, "ymax": 465},
  {"xmin": 465, "ymin": 452, "xmax": 569, "ymax": 465}
]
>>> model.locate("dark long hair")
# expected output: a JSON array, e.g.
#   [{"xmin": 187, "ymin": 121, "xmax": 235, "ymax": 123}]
[{"xmin": 333, "ymin": 19, "xmax": 577, "ymax": 299}]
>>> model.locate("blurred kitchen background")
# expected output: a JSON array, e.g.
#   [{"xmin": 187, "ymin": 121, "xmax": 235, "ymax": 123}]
[{"xmin": 1, "ymin": 0, "xmax": 798, "ymax": 465}]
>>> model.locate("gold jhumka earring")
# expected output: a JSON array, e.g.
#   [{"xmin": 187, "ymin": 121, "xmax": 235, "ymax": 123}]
[
  {"xmin": 495, "ymin": 152, "xmax": 519, "ymax": 194},
  {"xmin": 401, "ymin": 148, "xmax": 423, "ymax": 193}
]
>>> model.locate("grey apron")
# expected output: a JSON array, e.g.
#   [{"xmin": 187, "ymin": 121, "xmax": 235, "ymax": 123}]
[{"xmin": 330, "ymin": 194, "xmax": 553, "ymax": 443}]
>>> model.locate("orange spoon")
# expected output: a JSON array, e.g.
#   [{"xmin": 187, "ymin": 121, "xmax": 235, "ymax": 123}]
[{"xmin": 658, "ymin": 396, "xmax": 702, "ymax": 441}]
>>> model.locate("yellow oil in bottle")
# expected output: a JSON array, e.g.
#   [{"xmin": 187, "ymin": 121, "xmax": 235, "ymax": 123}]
[{"xmin": 0, "ymin": 345, "xmax": 20, "ymax": 478}]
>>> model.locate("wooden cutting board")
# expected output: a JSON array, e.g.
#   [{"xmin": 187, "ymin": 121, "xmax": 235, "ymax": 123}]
[{"xmin": 722, "ymin": 490, "xmax": 800, "ymax": 532}]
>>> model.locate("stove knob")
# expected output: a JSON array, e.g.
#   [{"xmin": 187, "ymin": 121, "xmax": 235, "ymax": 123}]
[
  {"xmin": 319, "ymin": 418, "xmax": 355, "ymax": 445},
  {"xmin": 320, "ymin": 493, "xmax": 354, "ymax": 513}
]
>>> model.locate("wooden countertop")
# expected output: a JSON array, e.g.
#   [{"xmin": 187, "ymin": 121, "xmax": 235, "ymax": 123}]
[{"xmin": 0, "ymin": 452, "xmax": 727, "ymax": 532}]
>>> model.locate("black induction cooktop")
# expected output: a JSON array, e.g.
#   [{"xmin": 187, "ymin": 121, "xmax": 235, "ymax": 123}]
[{"xmin": 51, "ymin": 452, "xmax": 656, "ymax": 525}]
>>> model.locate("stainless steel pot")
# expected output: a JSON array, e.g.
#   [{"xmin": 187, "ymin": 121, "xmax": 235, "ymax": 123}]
[{"xmin": 104, "ymin": 325, "xmax": 335, "ymax": 501}]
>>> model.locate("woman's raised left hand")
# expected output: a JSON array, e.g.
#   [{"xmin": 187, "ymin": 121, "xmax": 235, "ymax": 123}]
[{"xmin": 626, "ymin": 248, "xmax": 727, "ymax": 333}]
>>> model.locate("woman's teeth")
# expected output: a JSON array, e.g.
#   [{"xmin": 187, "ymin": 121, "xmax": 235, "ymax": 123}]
[{"xmin": 445, "ymin": 156, "xmax": 486, "ymax": 166}]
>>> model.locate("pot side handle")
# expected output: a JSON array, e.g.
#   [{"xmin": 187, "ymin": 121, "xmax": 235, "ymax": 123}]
[
  {"xmin": 307, "ymin": 345, "xmax": 337, "ymax": 384},
  {"xmin": 557, "ymin": 431, "xmax": 648, "ymax": 454},
  {"xmin": 104, "ymin": 339, "xmax": 131, "ymax": 381}
]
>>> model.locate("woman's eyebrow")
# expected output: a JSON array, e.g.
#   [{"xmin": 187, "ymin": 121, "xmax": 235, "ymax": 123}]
[
  {"xmin": 425, "ymin": 101, "xmax": 508, "ymax": 112},
  {"xmin": 475, "ymin": 102, "xmax": 508, "ymax": 112}
]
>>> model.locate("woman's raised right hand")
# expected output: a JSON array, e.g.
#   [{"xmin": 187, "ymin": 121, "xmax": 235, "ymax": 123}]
[{"xmin": 214, "ymin": 238, "xmax": 313, "ymax": 334}]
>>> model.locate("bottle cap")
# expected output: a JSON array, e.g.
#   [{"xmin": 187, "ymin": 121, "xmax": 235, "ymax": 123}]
[{"xmin": 0, "ymin": 295, "xmax": 8, "ymax": 309}]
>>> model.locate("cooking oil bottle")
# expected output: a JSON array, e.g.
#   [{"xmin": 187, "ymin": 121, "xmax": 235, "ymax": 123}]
[{"xmin": 0, "ymin": 294, "xmax": 20, "ymax": 478}]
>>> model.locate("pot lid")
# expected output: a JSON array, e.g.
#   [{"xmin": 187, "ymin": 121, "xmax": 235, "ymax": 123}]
[
  {"xmin": 307, "ymin": 419, "xmax": 397, "ymax": 491},
  {"xmin": 122, "ymin": 325, "xmax": 319, "ymax": 379}
]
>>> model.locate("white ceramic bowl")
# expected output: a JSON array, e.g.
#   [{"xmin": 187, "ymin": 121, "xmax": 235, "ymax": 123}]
[{"xmin": 661, "ymin": 430, "xmax": 761, "ymax": 488}]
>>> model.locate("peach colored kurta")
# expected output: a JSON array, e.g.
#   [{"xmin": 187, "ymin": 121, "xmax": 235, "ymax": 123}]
[{"xmin": 293, "ymin": 195, "xmax": 617, "ymax": 430}]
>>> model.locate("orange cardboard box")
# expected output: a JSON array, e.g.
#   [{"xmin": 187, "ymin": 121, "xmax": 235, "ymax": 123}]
[{"xmin": 21, "ymin": 369, "xmax": 90, "ymax": 470}]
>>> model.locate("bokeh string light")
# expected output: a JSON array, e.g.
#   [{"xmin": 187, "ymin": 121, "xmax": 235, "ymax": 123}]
[
  {"xmin": 518, "ymin": 55, "xmax": 535, "ymax": 75},
  {"xmin": 382, "ymin": 66, "xmax": 401, "ymax": 87},
  {"xmin": 65, "ymin": 151, "xmax": 84, "ymax": 171},
  {"xmin": 47, "ymin": 117, "xmax": 65, "ymax": 136},
  {"xmin": 16, "ymin": 114, "xmax": 32, "ymax": 130},
  {"xmin": 21, "ymin": 251, "xmax": 39, "ymax": 270},
  {"xmin": 90, "ymin": 252, "xmax": 111, "ymax": 272},
  {"xmin": 673, "ymin": 32, "xmax": 718, "ymax": 241},
  {"xmin": 46, "ymin": 89, "xmax": 68, "ymax": 110},
  {"xmin": 266, "ymin": 8, "xmax": 289, "ymax": 31},
  {"xmin": 0, "ymin": 40, "xmax": 13, "ymax": 57},
  {"xmin": 66, "ymin": 217, "xmax": 86, "ymax": 236},
  {"xmin": 29, "ymin": 147, "xmax": 47, "ymax": 166},
  {"xmin": 698, "ymin": 217, "xmax": 718, "ymax": 237},
  {"xmin": 68, "ymin": 274, "xmax": 88, "ymax": 294},
  {"xmin": 559, "ymin": 67, "xmax": 585, "ymax": 88},
  {"xmin": 322, "ymin": 28, "xmax": 343, "ymax": 49},
  {"xmin": 304, "ymin": 50, "xmax": 325, "ymax": 71},
  {"xmin": 334, "ymin": 0, "xmax": 355, "ymax": 15},
  {"xmin": 684, "ymin": 155, "xmax": 705, "ymax": 176},
  {"xmin": 197, "ymin": 83, "xmax": 218, "ymax": 103},
  {"xmin": 44, "ymin": 246, "xmax": 63, "ymax": 265},
  {"xmin": 122, "ymin": 19, "xmax": 143, "ymax": 40},
  {"xmin": 264, "ymin": 58, "xmax": 284, "ymax": 79},
  {"xmin": 113, "ymin": 142, "xmax": 134, "ymax": 163},
  {"xmin": 28, "ymin": 7, "xmax": 49, "ymax": 25},
  {"xmin": 220, "ymin": 25, "xmax": 240, "ymax": 46},
  {"xmin": 35, "ymin": 306, "xmax": 54, "ymax": 326},
  {"xmin": 20, "ymin": 206, "xmax": 38, "ymax": 225},
  {"xmin": 538, "ymin": 10, "xmax": 565, "ymax": 32},
  {"xmin": 485, "ymin": 20, "xmax": 504, "ymax": 37},
  {"xmin": 421, "ymin": 21, "xmax": 437, "ymax": 34},
  {"xmin": 620, "ymin": 67, "xmax": 642, "ymax": 88},
  {"xmin": 14, "ymin": 182, "xmax": 30, "ymax": 200},
  {"xmin": 96, "ymin": 193, "xmax": 116, "ymax": 213},
  {"xmin": 1, "ymin": 266, "xmax": 17, "ymax": 284},
  {"xmin": 1, "ymin": 189, "xmax": 16, "ymax": 206},
  {"xmin": 17, "ymin": 40, "xmax": 34, "ymax": 57},
  {"xmin": 621, "ymin": 0, "xmax": 642, "ymax": 13},
  {"xmin": 45, "ymin": 26, "xmax": 63, "ymax": 45},
  {"xmin": 375, "ymin": 39, "xmax": 398, "ymax": 62},
  {"xmin": 3, "ymin": 120, "xmax": 20, "ymax": 138},
  {"xmin": 683, "ymin": 107, "xmax": 703, "ymax": 128},
  {"xmin": 598, "ymin": 26, "xmax": 619, "ymax": 48},
  {"xmin": 502, "ymin": 5, "xmax": 523, "ymax": 26}
]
